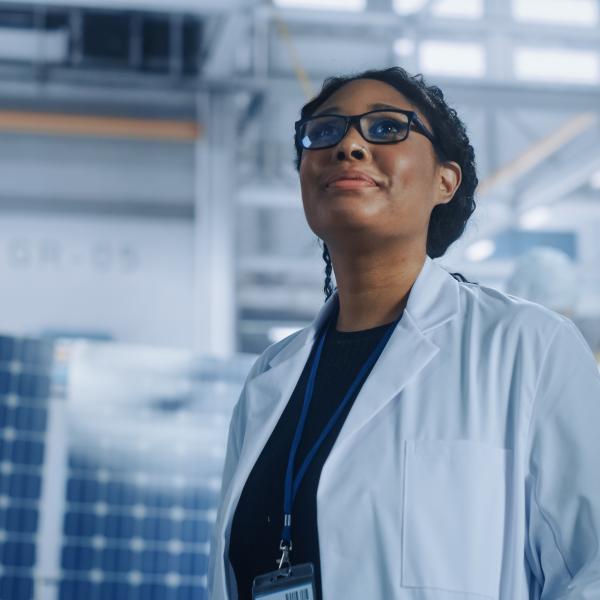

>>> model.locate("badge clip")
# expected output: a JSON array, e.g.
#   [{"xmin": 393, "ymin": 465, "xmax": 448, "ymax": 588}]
[{"xmin": 277, "ymin": 540, "xmax": 292, "ymax": 571}]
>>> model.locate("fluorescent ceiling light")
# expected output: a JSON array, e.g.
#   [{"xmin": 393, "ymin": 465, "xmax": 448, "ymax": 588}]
[
  {"xmin": 466, "ymin": 239, "xmax": 495, "ymax": 262},
  {"xmin": 419, "ymin": 41, "xmax": 486, "ymax": 78},
  {"xmin": 431, "ymin": 0, "xmax": 483, "ymax": 19},
  {"xmin": 519, "ymin": 207, "xmax": 552, "ymax": 230},
  {"xmin": 513, "ymin": 0, "xmax": 598, "ymax": 26},
  {"xmin": 514, "ymin": 47, "xmax": 599, "ymax": 85},
  {"xmin": 393, "ymin": 0, "xmax": 428, "ymax": 15},
  {"xmin": 274, "ymin": 0, "xmax": 365, "ymax": 10},
  {"xmin": 394, "ymin": 38, "xmax": 416, "ymax": 57}
]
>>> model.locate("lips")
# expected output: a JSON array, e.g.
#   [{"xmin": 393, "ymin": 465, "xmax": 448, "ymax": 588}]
[{"xmin": 325, "ymin": 170, "xmax": 379, "ymax": 188}]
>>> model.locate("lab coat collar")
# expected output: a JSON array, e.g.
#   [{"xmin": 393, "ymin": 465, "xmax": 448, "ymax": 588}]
[
  {"xmin": 269, "ymin": 254, "xmax": 459, "ymax": 370},
  {"xmin": 242, "ymin": 255, "xmax": 460, "ymax": 454}
]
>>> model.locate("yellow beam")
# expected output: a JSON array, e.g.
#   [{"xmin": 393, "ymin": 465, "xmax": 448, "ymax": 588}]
[{"xmin": 0, "ymin": 109, "xmax": 200, "ymax": 142}]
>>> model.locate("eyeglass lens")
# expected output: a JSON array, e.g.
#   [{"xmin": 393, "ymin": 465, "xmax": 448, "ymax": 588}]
[{"xmin": 300, "ymin": 111, "xmax": 411, "ymax": 149}]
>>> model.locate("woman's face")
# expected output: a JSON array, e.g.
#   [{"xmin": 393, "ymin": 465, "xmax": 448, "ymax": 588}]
[{"xmin": 299, "ymin": 78, "xmax": 461, "ymax": 253}]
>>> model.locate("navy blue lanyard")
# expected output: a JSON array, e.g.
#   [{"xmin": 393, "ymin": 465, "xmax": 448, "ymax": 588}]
[{"xmin": 279, "ymin": 300, "xmax": 402, "ymax": 557}]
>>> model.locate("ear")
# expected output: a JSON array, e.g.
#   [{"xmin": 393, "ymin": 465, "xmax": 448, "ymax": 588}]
[{"xmin": 435, "ymin": 161, "xmax": 462, "ymax": 206}]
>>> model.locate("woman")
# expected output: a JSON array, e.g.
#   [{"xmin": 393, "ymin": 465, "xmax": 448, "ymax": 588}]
[{"xmin": 208, "ymin": 67, "xmax": 600, "ymax": 599}]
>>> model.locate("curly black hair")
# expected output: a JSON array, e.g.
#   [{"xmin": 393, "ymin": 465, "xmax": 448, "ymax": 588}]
[{"xmin": 294, "ymin": 66, "xmax": 478, "ymax": 300}]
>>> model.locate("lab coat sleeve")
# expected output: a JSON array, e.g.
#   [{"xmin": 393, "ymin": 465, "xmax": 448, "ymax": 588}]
[
  {"xmin": 525, "ymin": 319, "xmax": 600, "ymax": 599},
  {"xmin": 207, "ymin": 354, "xmax": 267, "ymax": 596}
]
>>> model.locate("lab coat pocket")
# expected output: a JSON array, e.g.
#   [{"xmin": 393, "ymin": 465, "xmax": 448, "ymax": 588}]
[{"xmin": 402, "ymin": 439, "xmax": 510, "ymax": 600}]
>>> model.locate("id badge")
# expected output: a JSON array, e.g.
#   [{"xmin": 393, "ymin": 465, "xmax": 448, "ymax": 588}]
[{"xmin": 252, "ymin": 562, "xmax": 316, "ymax": 600}]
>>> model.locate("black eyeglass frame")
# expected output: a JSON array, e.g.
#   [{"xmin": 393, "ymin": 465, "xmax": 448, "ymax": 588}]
[{"xmin": 294, "ymin": 108, "xmax": 438, "ymax": 150}]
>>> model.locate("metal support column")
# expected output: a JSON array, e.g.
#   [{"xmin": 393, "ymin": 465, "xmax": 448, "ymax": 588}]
[{"xmin": 193, "ymin": 91, "xmax": 238, "ymax": 357}]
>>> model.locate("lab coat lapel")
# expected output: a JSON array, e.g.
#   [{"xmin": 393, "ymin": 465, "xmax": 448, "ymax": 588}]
[
  {"xmin": 219, "ymin": 294, "xmax": 338, "ymax": 533},
  {"xmin": 219, "ymin": 257, "xmax": 459, "ymax": 541},
  {"xmin": 326, "ymin": 256, "xmax": 461, "ymax": 456}
]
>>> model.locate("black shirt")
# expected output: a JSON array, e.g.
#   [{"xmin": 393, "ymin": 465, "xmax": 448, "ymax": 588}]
[{"xmin": 229, "ymin": 313, "xmax": 399, "ymax": 600}]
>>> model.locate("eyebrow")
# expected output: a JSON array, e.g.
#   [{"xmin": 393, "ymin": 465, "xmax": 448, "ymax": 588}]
[{"xmin": 314, "ymin": 103, "xmax": 404, "ymax": 116}]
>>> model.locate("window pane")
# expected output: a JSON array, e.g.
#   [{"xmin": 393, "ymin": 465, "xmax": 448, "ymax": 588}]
[
  {"xmin": 419, "ymin": 41, "xmax": 485, "ymax": 78},
  {"xmin": 514, "ymin": 47, "xmax": 600, "ymax": 84},
  {"xmin": 513, "ymin": 0, "xmax": 598, "ymax": 26}
]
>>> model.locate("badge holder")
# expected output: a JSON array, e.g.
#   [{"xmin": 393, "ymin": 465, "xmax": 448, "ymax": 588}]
[{"xmin": 252, "ymin": 561, "xmax": 316, "ymax": 600}]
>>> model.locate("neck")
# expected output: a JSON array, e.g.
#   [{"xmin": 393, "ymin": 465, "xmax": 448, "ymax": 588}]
[{"xmin": 328, "ymin": 245, "xmax": 426, "ymax": 332}]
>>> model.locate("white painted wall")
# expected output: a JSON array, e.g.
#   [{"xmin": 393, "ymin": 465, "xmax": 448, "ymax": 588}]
[
  {"xmin": 0, "ymin": 134, "xmax": 194, "ymax": 206},
  {"xmin": 0, "ymin": 213, "xmax": 195, "ymax": 348}
]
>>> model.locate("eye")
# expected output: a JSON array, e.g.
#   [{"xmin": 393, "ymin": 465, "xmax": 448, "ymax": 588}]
[
  {"xmin": 368, "ymin": 117, "xmax": 408, "ymax": 139},
  {"xmin": 362, "ymin": 112, "xmax": 410, "ymax": 141},
  {"xmin": 304, "ymin": 116, "xmax": 345, "ymax": 146},
  {"xmin": 313, "ymin": 123, "xmax": 337, "ymax": 138}
]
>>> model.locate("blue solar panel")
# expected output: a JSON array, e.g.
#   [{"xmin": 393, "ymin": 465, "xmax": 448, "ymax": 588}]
[
  {"xmin": 1, "ymin": 506, "xmax": 39, "ymax": 533},
  {"xmin": 0, "ymin": 438, "xmax": 45, "ymax": 465},
  {"xmin": 61, "ymin": 545, "xmax": 96, "ymax": 570},
  {"xmin": 16, "ymin": 372, "xmax": 52, "ymax": 399},
  {"xmin": 0, "ymin": 541, "xmax": 36, "ymax": 567},
  {"xmin": 0, "ymin": 335, "xmax": 54, "ymax": 600},
  {"xmin": 0, "ymin": 336, "xmax": 17, "ymax": 362},
  {"xmin": 1, "ymin": 335, "xmax": 249, "ymax": 600},
  {"xmin": 1, "ymin": 471, "xmax": 42, "ymax": 500},
  {"xmin": 15, "ymin": 405, "xmax": 48, "ymax": 432},
  {"xmin": 0, "ymin": 575, "xmax": 34, "ymax": 600}
]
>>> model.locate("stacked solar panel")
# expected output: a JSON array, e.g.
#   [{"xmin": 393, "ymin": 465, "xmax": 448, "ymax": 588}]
[
  {"xmin": 56, "ymin": 342, "xmax": 245, "ymax": 600},
  {"xmin": 0, "ymin": 335, "xmax": 55, "ymax": 600},
  {"xmin": 0, "ymin": 336, "xmax": 246, "ymax": 600},
  {"xmin": 59, "ymin": 463, "xmax": 218, "ymax": 600}
]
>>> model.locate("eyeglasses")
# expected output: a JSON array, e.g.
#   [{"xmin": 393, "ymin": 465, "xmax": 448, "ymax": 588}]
[{"xmin": 294, "ymin": 108, "xmax": 437, "ymax": 151}]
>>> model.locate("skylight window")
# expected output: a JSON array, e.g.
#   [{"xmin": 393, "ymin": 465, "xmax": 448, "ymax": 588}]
[
  {"xmin": 514, "ymin": 47, "xmax": 600, "ymax": 85},
  {"xmin": 431, "ymin": 0, "xmax": 483, "ymax": 19},
  {"xmin": 273, "ymin": 0, "xmax": 365, "ymax": 10},
  {"xmin": 419, "ymin": 41, "xmax": 485, "ymax": 78},
  {"xmin": 513, "ymin": 0, "xmax": 598, "ymax": 26},
  {"xmin": 394, "ymin": 0, "xmax": 482, "ymax": 17},
  {"xmin": 393, "ymin": 0, "xmax": 429, "ymax": 15}
]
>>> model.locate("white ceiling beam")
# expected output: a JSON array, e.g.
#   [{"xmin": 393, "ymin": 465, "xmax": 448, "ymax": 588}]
[
  {"xmin": 5, "ymin": 0, "xmax": 256, "ymax": 14},
  {"xmin": 478, "ymin": 113, "xmax": 598, "ymax": 197},
  {"xmin": 519, "ymin": 145, "xmax": 600, "ymax": 212}
]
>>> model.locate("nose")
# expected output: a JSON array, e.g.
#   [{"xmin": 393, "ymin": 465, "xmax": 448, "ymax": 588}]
[{"xmin": 334, "ymin": 123, "xmax": 371, "ymax": 162}]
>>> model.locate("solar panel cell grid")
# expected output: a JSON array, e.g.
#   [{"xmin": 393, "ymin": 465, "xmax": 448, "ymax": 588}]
[
  {"xmin": 1, "ymin": 506, "xmax": 39, "ymax": 533},
  {"xmin": 0, "ymin": 336, "xmax": 17, "ymax": 362},
  {"xmin": 17, "ymin": 372, "xmax": 52, "ymax": 399},
  {"xmin": 0, "ymin": 575, "xmax": 34, "ymax": 600},
  {"xmin": 0, "ymin": 404, "xmax": 48, "ymax": 432},
  {"xmin": 58, "ymin": 581, "xmax": 208, "ymax": 600},
  {"xmin": 0, "ymin": 369, "xmax": 53, "ymax": 400},
  {"xmin": 2, "ymin": 472, "xmax": 42, "ymax": 499},
  {"xmin": 0, "ymin": 540, "xmax": 36, "ymax": 567},
  {"xmin": 1, "ymin": 438, "xmax": 46, "ymax": 466},
  {"xmin": 0, "ymin": 336, "xmax": 53, "ymax": 600}
]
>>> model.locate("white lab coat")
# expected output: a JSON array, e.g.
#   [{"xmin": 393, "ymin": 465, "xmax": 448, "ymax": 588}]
[{"xmin": 208, "ymin": 255, "xmax": 600, "ymax": 600}]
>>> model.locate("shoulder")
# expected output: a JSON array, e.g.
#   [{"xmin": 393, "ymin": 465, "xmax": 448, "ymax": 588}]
[{"xmin": 453, "ymin": 276, "xmax": 567, "ymax": 339}]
